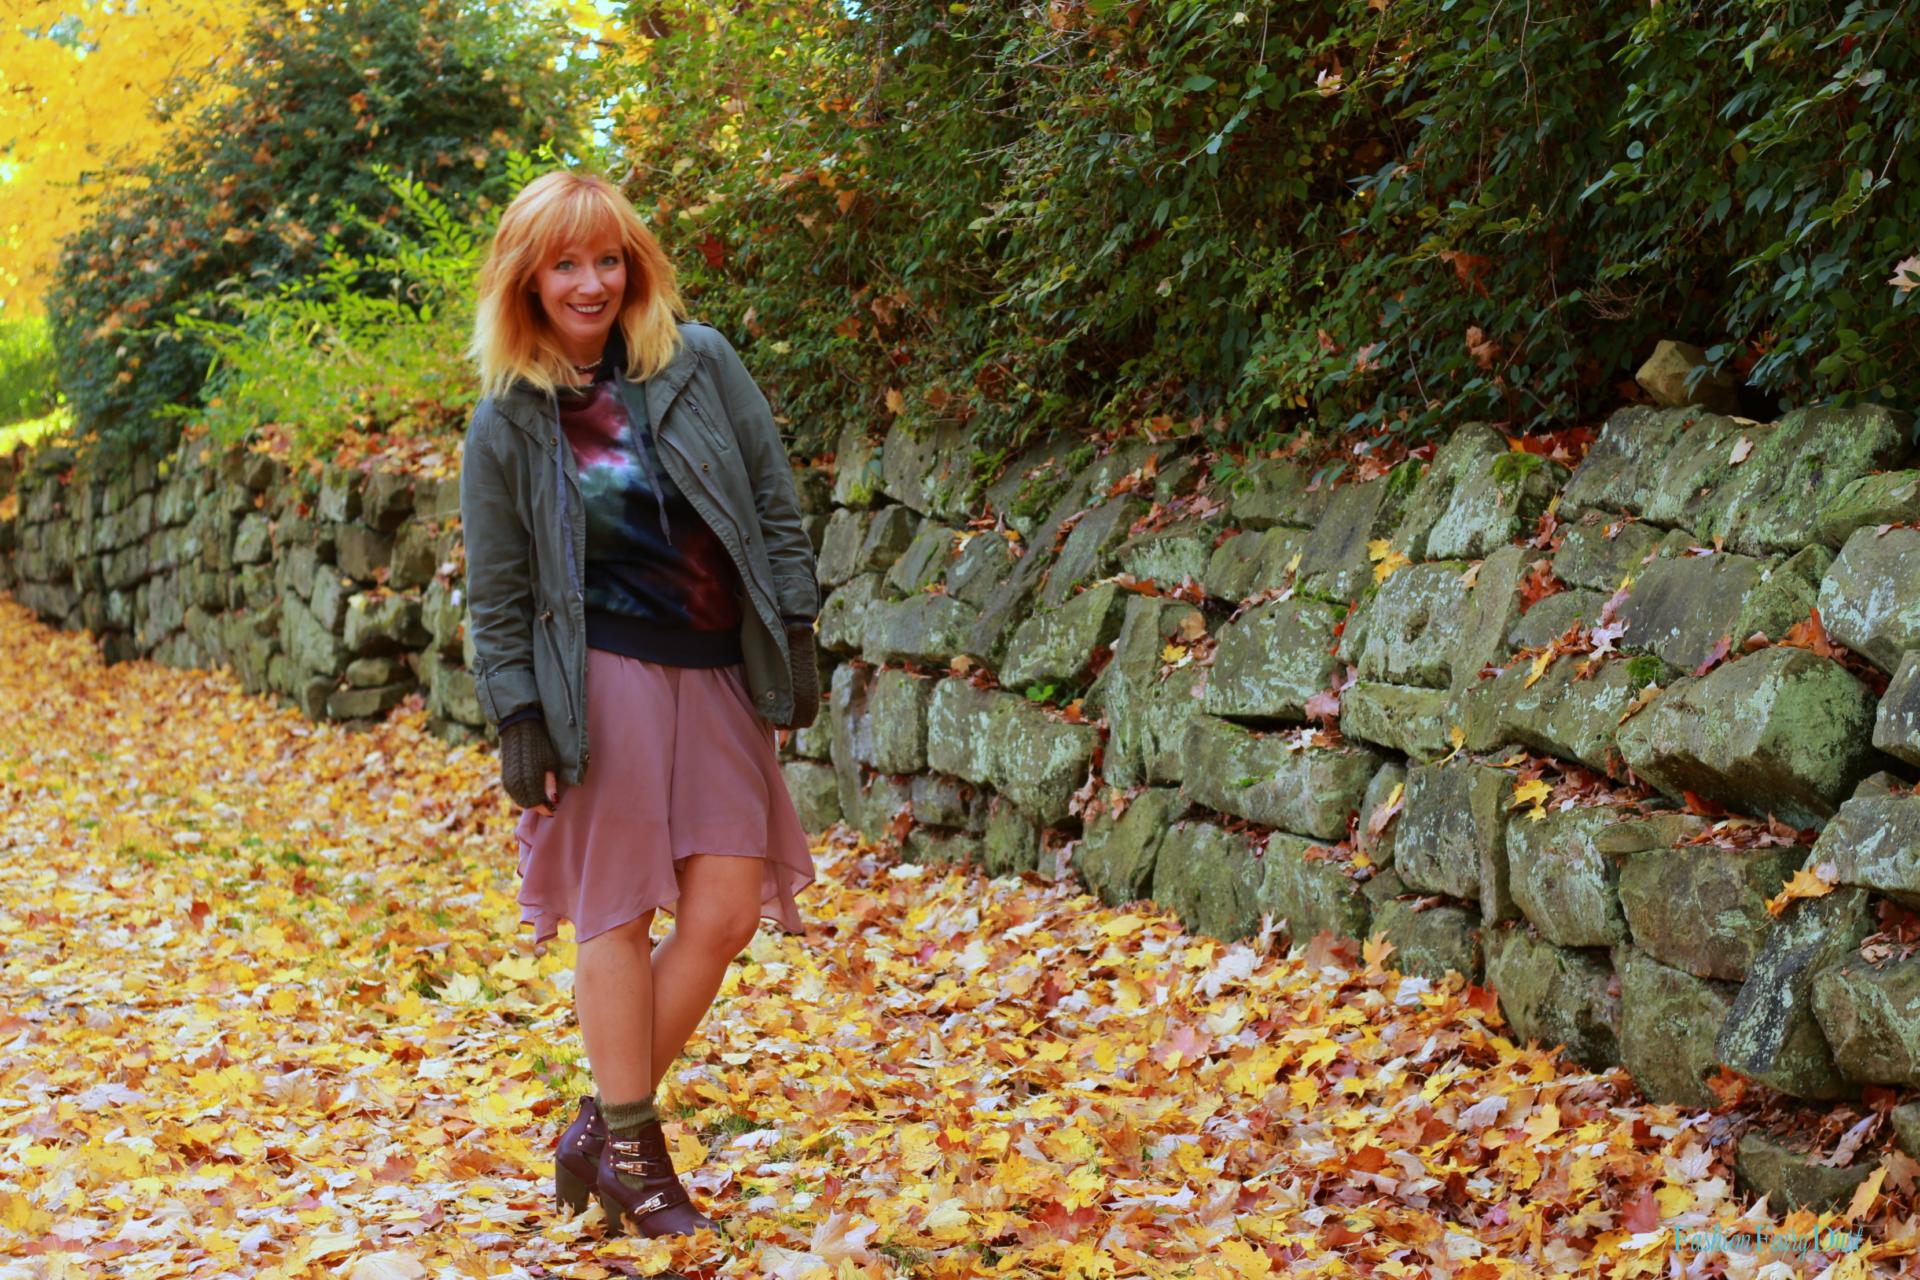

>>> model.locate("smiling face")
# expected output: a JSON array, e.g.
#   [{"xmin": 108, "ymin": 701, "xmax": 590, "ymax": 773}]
[{"xmin": 532, "ymin": 235, "xmax": 628, "ymax": 367}]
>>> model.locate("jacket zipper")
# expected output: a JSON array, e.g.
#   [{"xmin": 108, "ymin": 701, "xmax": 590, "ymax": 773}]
[{"xmin": 545, "ymin": 401, "xmax": 589, "ymax": 773}]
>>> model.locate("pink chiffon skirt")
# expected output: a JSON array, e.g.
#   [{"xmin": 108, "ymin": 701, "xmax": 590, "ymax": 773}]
[{"xmin": 513, "ymin": 647, "xmax": 814, "ymax": 946}]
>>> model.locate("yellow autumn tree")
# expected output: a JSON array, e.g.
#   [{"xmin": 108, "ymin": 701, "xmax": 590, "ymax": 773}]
[{"xmin": 0, "ymin": 0, "xmax": 259, "ymax": 313}]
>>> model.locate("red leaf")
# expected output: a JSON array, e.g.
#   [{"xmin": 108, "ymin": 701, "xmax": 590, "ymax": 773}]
[
  {"xmin": 1303, "ymin": 687, "xmax": 1341, "ymax": 724},
  {"xmin": 1691, "ymin": 633, "xmax": 1732, "ymax": 678},
  {"xmin": 1439, "ymin": 249, "xmax": 1494, "ymax": 296},
  {"xmin": 1780, "ymin": 607, "xmax": 1844, "ymax": 660},
  {"xmin": 1517, "ymin": 558, "xmax": 1563, "ymax": 611},
  {"xmin": 1682, "ymin": 790, "xmax": 1729, "ymax": 818},
  {"xmin": 1620, "ymin": 1186, "xmax": 1661, "ymax": 1234}
]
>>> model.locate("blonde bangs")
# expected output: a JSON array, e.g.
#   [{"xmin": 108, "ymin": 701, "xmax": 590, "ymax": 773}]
[{"xmin": 469, "ymin": 170, "xmax": 688, "ymax": 402}]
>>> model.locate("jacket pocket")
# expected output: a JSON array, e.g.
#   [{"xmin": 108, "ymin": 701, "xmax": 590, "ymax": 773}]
[
  {"xmin": 683, "ymin": 394, "xmax": 735, "ymax": 453},
  {"xmin": 538, "ymin": 607, "xmax": 577, "ymax": 729}
]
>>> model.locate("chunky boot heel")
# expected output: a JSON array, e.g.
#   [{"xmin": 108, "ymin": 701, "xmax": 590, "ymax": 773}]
[
  {"xmin": 556, "ymin": 1160, "xmax": 592, "ymax": 1215},
  {"xmin": 553, "ymin": 1095, "xmax": 606, "ymax": 1218},
  {"xmin": 594, "ymin": 1185, "xmax": 629, "ymax": 1236}
]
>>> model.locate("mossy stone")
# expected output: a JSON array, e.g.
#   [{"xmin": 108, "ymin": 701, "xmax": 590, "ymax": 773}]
[
  {"xmin": 1373, "ymin": 898, "xmax": 1483, "ymax": 983},
  {"xmin": 1179, "ymin": 714, "xmax": 1383, "ymax": 842},
  {"xmin": 1716, "ymin": 887, "xmax": 1873, "ymax": 1099},
  {"xmin": 1204, "ymin": 597, "xmax": 1343, "ymax": 720},
  {"xmin": 1616, "ymin": 945, "xmax": 1739, "ymax": 1108},
  {"xmin": 1507, "ymin": 807, "xmax": 1629, "ymax": 949},
  {"xmin": 1483, "ymin": 924, "xmax": 1622, "ymax": 1071},
  {"xmin": 1077, "ymin": 787, "xmax": 1188, "ymax": 906},
  {"xmin": 1616, "ymin": 646, "xmax": 1882, "ymax": 828},
  {"xmin": 1618, "ymin": 840, "xmax": 1804, "ymax": 981}
]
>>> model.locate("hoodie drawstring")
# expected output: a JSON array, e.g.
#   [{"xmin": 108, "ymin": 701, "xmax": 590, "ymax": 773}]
[{"xmin": 618, "ymin": 371, "xmax": 673, "ymax": 547}]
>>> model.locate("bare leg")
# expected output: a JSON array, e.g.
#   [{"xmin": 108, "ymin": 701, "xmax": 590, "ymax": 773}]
[
  {"xmin": 574, "ymin": 908, "xmax": 658, "ymax": 1103},
  {"xmin": 648, "ymin": 854, "xmax": 766, "ymax": 1087}
]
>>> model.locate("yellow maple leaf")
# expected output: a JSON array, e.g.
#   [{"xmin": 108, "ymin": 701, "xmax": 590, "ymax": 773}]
[
  {"xmin": 1510, "ymin": 778, "xmax": 1551, "ymax": 811},
  {"xmin": 1765, "ymin": 862, "xmax": 1839, "ymax": 916},
  {"xmin": 1362, "ymin": 933, "xmax": 1395, "ymax": 970},
  {"xmin": 1299, "ymin": 1039, "xmax": 1340, "ymax": 1070},
  {"xmin": 489, "ymin": 953, "xmax": 540, "ymax": 983},
  {"xmin": 1524, "ymin": 648, "xmax": 1554, "ymax": 688},
  {"xmin": 1654, "ymin": 1183, "xmax": 1694, "ymax": 1219},
  {"xmin": 924, "ymin": 1197, "xmax": 973, "ymax": 1238},
  {"xmin": 1843, "ymin": 1164, "xmax": 1887, "ymax": 1223},
  {"xmin": 1368, "ymin": 538, "xmax": 1411, "ymax": 583},
  {"xmin": 884, "ymin": 387, "xmax": 905, "ymax": 414},
  {"xmin": 1214, "ymin": 1238, "xmax": 1274, "ymax": 1277}
]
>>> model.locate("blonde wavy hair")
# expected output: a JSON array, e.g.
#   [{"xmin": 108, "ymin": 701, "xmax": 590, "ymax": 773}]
[{"xmin": 469, "ymin": 170, "xmax": 688, "ymax": 400}]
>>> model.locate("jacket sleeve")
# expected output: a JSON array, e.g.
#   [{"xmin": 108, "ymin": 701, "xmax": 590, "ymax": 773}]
[
  {"xmin": 709, "ymin": 331, "xmax": 822, "ymax": 623},
  {"xmin": 458, "ymin": 403, "xmax": 542, "ymax": 726}
]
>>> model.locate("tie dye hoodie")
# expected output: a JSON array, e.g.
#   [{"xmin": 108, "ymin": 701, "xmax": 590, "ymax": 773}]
[{"xmin": 553, "ymin": 359, "xmax": 744, "ymax": 668}]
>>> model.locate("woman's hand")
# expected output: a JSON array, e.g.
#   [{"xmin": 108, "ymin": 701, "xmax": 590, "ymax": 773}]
[
  {"xmin": 780, "ymin": 623, "xmax": 821, "ymax": 730},
  {"xmin": 501, "ymin": 719, "xmax": 562, "ymax": 814},
  {"xmin": 531, "ymin": 770, "xmax": 560, "ymax": 817}
]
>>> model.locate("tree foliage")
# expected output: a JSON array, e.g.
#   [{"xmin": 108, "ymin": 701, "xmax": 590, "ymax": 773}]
[
  {"xmin": 45, "ymin": 0, "xmax": 592, "ymax": 468},
  {"xmin": 607, "ymin": 1, "xmax": 1918, "ymax": 457},
  {"xmin": 0, "ymin": 0, "xmax": 259, "ymax": 313},
  {"xmin": 173, "ymin": 154, "xmax": 563, "ymax": 456}
]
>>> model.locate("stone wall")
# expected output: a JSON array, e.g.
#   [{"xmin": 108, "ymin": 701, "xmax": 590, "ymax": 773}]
[
  {"xmin": 779, "ymin": 403, "xmax": 1920, "ymax": 1140},
  {"xmin": 6, "ymin": 406, "xmax": 1920, "ymax": 1146},
  {"xmin": 0, "ymin": 431, "xmax": 482, "ymax": 737}
]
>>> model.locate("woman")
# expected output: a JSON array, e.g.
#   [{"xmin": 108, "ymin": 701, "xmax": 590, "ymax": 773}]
[{"xmin": 458, "ymin": 169, "xmax": 822, "ymax": 1238}]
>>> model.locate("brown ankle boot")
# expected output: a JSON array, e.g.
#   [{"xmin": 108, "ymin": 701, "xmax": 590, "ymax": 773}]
[
  {"xmin": 555, "ymin": 1095, "xmax": 606, "ymax": 1216},
  {"xmin": 594, "ymin": 1114, "xmax": 716, "ymax": 1237}
]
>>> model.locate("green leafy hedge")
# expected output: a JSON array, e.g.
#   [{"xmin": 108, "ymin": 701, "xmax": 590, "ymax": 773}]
[
  {"xmin": 0, "ymin": 313, "xmax": 56, "ymax": 427},
  {"xmin": 611, "ymin": 0, "xmax": 1918, "ymax": 456},
  {"xmin": 48, "ymin": 0, "xmax": 588, "ymax": 470},
  {"xmin": 168, "ymin": 160, "xmax": 550, "ymax": 456}
]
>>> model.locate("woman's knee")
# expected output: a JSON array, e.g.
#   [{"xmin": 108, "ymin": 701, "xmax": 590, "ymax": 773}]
[
  {"xmin": 675, "ymin": 855, "xmax": 764, "ymax": 955},
  {"xmin": 675, "ymin": 896, "xmax": 760, "ymax": 957}
]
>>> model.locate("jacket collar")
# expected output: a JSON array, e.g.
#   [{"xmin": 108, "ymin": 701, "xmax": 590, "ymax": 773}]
[{"xmin": 492, "ymin": 327, "xmax": 701, "ymax": 442}]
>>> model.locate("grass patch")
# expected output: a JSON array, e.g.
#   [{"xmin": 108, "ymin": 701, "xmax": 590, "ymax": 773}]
[{"xmin": 0, "ymin": 404, "xmax": 70, "ymax": 457}]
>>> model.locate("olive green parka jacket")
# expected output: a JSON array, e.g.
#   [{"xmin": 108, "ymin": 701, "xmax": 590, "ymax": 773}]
[{"xmin": 458, "ymin": 321, "xmax": 821, "ymax": 786}]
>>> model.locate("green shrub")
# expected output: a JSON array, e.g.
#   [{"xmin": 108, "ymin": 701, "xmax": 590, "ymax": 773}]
[
  {"xmin": 602, "ymin": 1, "xmax": 1917, "ymax": 457},
  {"xmin": 167, "ymin": 160, "xmax": 538, "ymax": 454},
  {"xmin": 0, "ymin": 313, "xmax": 56, "ymax": 427},
  {"xmin": 1308, "ymin": 0, "xmax": 1918, "ymax": 434},
  {"xmin": 48, "ymin": 0, "xmax": 589, "ymax": 472},
  {"xmin": 611, "ymin": 1, "xmax": 1363, "ymax": 455}
]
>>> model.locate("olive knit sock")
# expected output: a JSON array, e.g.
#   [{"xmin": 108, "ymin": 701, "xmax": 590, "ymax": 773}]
[{"xmin": 599, "ymin": 1092, "xmax": 658, "ymax": 1133}]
